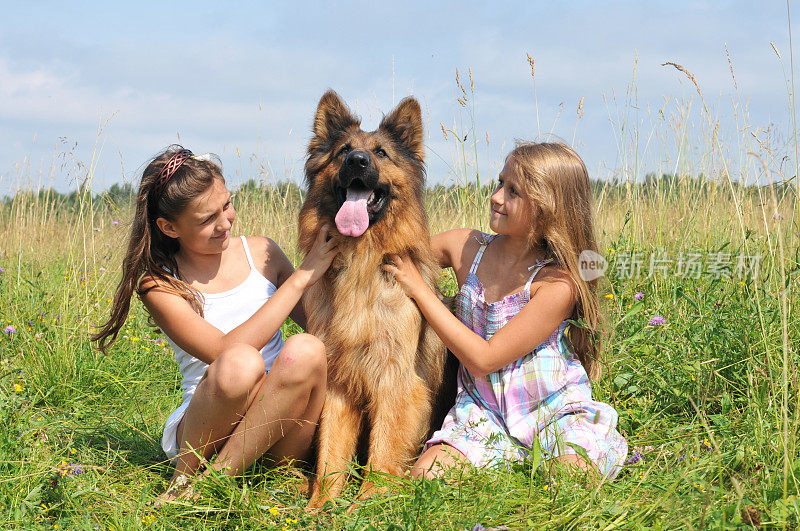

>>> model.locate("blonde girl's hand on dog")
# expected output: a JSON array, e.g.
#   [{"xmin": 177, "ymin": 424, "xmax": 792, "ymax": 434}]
[
  {"xmin": 385, "ymin": 249, "xmax": 575, "ymax": 379},
  {"xmin": 293, "ymin": 224, "xmax": 339, "ymax": 289},
  {"xmin": 383, "ymin": 253, "xmax": 429, "ymax": 300}
]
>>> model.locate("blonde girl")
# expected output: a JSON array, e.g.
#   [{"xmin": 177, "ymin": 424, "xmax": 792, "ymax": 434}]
[{"xmin": 384, "ymin": 142, "xmax": 627, "ymax": 479}]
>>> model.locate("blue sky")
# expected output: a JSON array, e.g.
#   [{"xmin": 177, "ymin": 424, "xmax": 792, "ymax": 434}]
[{"xmin": 0, "ymin": 1, "xmax": 794, "ymax": 194}]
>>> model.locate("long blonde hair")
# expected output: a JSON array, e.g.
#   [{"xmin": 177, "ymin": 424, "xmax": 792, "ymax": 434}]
[{"xmin": 507, "ymin": 141, "xmax": 604, "ymax": 380}]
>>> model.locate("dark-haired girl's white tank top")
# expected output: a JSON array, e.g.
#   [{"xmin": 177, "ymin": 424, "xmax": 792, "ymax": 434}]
[{"xmin": 161, "ymin": 236, "xmax": 284, "ymax": 460}]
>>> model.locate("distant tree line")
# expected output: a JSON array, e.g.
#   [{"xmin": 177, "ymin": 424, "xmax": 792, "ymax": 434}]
[
  {"xmin": 1, "ymin": 182, "xmax": 136, "ymax": 210},
  {"xmin": 1, "ymin": 174, "xmax": 795, "ymax": 212}
]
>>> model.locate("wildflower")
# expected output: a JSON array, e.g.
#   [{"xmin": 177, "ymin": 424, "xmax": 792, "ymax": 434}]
[
  {"xmin": 0, "ymin": 266, "xmax": 4, "ymax": 273},
  {"xmin": 285, "ymin": 517, "xmax": 297, "ymax": 524},
  {"xmin": 70, "ymin": 447, "xmax": 76, "ymax": 455},
  {"xmin": 269, "ymin": 506, "xmax": 279, "ymax": 516},
  {"xmin": 3, "ymin": 325, "xmax": 16, "ymax": 335},
  {"xmin": 634, "ymin": 292, "xmax": 644, "ymax": 301},
  {"xmin": 69, "ymin": 463, "xmax": 84, "ymax": 475},
  {"xmin": 14, "ymin": 383, "xmax": 23, "ymax": 393},
  {"xmin": 625, "ymin": 450, "xmax": 643, "ymax": 465},
  {"xmin": 648, "ymin": 315, "xmax": 666, "ymax": 326},
  {"xmin": 112, "ymin": 220, "xmax": 120, "ymax": 226},
  {"xmin": 604, "ymin": 294, "xmax": 614, "ymax": 300}
]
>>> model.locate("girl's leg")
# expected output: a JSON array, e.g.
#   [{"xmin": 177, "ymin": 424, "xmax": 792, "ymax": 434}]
[
  {"xmin": 155, "ymin": 343, "xmax": 269, "ymax": 505},
  {"xmin": 208, "ymin": 333, "xmax": 326, "ymax": 475},
  {"xmin": 411, "ymin": 444, "xmax": 470, "ymax": 479},
  {"xmin": 170, "ymin": 343, "xmax": 269, "ymax": 483}
]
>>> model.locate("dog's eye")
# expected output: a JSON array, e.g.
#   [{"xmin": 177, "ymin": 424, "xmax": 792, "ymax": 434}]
[
  {"xmin": 338, "ymin": 145, "xmax": 352, "ymax": 157},
  {"xmin": 374, "ymin": 148, "xmax": 387, "ymax": 158}
]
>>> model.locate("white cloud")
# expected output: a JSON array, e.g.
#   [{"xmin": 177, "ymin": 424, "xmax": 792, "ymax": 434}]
[{"xmin": 0, "ymin": 0, "xmax": 794, "ymax": 194}]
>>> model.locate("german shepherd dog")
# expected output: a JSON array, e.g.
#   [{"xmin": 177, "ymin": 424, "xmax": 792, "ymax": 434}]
[{"xmin": 298, "ymin": 90, "xmax": 446, "ymax": 507}]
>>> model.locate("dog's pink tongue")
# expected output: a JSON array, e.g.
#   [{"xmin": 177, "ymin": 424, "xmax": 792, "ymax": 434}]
[{"xmin": 335, "ymin": 189, "xmax": 371, "ymax": 237}]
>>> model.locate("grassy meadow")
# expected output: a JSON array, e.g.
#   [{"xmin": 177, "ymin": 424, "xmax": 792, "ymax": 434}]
[{"xmin": 1, "ymin": 71, "xmax": 799, "ymax": 528}]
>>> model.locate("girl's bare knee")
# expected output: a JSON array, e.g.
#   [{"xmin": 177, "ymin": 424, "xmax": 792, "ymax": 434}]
[
  {"xmin": 410, "ymin": 463, "xmax": 429, "ymax": 479},
  {"xmin": 207, "ymin": 343, "xmax": 265, "ymax": 400},
  {"xmin": 275, "ymin": 334, "xmax": 326, "ymax": 385},
  {"xmin": 412, "ymin": 444, "xmax": 466, "ymax": 479}
]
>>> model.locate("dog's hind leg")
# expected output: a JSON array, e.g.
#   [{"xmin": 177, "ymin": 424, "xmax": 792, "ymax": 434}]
[{"xmin": 307, "ymin": 390, "xmax": 361, "ymax": 509}]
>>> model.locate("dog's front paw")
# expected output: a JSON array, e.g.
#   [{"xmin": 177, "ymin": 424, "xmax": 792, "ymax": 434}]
[{"xmin": 305, "ymin": 483, "xmax": 333, "ymax": 512}]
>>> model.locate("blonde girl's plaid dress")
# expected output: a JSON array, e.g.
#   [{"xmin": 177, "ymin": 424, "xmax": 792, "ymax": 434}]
[{"xmin": 426, "ymin": 234, "xmax": 627, "ymax": 478}]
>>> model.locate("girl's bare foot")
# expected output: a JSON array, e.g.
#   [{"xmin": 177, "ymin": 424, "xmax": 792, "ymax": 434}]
[{"xmin": 153, "ymin": 475, "xmax": 196, "ymax": 508}]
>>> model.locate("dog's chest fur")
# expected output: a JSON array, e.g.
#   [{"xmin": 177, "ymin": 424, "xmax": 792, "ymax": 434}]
[{"xmin": 305, "ymin": 247, "xmax": 429, "ymax": 403}]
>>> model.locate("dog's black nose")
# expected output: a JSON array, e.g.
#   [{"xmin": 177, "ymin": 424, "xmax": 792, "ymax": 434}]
[{"xmin": 345, "ymin": 151, "xmax": 370, "ymax": 169}]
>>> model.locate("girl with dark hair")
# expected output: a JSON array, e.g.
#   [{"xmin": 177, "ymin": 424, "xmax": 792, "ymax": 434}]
[{"xmin": 93, "ymin": 146, "xmax": 338, "ymax": 502}]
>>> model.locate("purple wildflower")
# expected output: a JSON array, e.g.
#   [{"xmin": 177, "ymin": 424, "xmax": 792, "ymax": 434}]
[
  {"xmin": 112, "ymin": 220, "xmax": 119, "ymax": 226},
  {"xmin": 625, "ymin": 450, "xmax": 643, "ymax": 465},
  {"xmin": 0, "ymin": 266, "xmax": 4, "ymax": 274},
  {"xmin": 634, "ymin": 292, "xmax": 644, "ymax": 301},
  {"xmin": 648, "ymin": 315, "xmax": 666, "ymax": 326},
  {"xmin": 3, "ymin": 325, "xmax": 16, "ymax": 335},
  {"xmin": 69, "ymin": 464, "xmax": 84, "ymax": 475}
]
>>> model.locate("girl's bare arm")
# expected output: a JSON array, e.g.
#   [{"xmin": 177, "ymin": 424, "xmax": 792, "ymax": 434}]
[
  {"xmin": 384, "ymin": 254, "xmax": 575, "ymax": 378},
  {"xmin": 258, "ymin": 237, "xmax": 308, "ymax": 331},
  {"xmin": 142, "ymin": 227, "xmax": 336, "ymax": 365},
  {"xmin": 430, "ymin": 228, "xmax": 482, "ymax": 286}
]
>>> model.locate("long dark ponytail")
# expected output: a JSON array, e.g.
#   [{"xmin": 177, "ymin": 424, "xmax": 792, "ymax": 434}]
[{"xmin": 92, "ymin": 145, "xmax": 224, "ymax": 353}]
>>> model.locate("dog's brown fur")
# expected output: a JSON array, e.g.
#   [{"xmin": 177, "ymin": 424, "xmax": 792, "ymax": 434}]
[{"xmin": 299, "ymin": 90, "xmax": 445, "ymax": 507}]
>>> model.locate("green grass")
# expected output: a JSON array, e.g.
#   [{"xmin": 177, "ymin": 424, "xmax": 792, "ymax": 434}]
[
  {"xmin": 1, "ymin": 59, "xmax": 799, "ymax": 528},
  {"xmin": 0, "ymin": 176, "xmax": 797, "ymax": 529}
]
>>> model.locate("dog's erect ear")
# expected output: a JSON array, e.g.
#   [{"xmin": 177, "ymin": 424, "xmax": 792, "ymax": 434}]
[
  {"xmin": 313, "ymin": 90, "xmax": 360, "ymax": 141},
  {"xmin": 379, "ymin": 97, "xmax": 424, "ymax": 161}
]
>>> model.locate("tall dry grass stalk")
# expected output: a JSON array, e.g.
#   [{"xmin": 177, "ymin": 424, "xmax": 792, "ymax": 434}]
[{"xmin": 0, "ymin": 49, "xmax": 798, "ymax": 528}]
